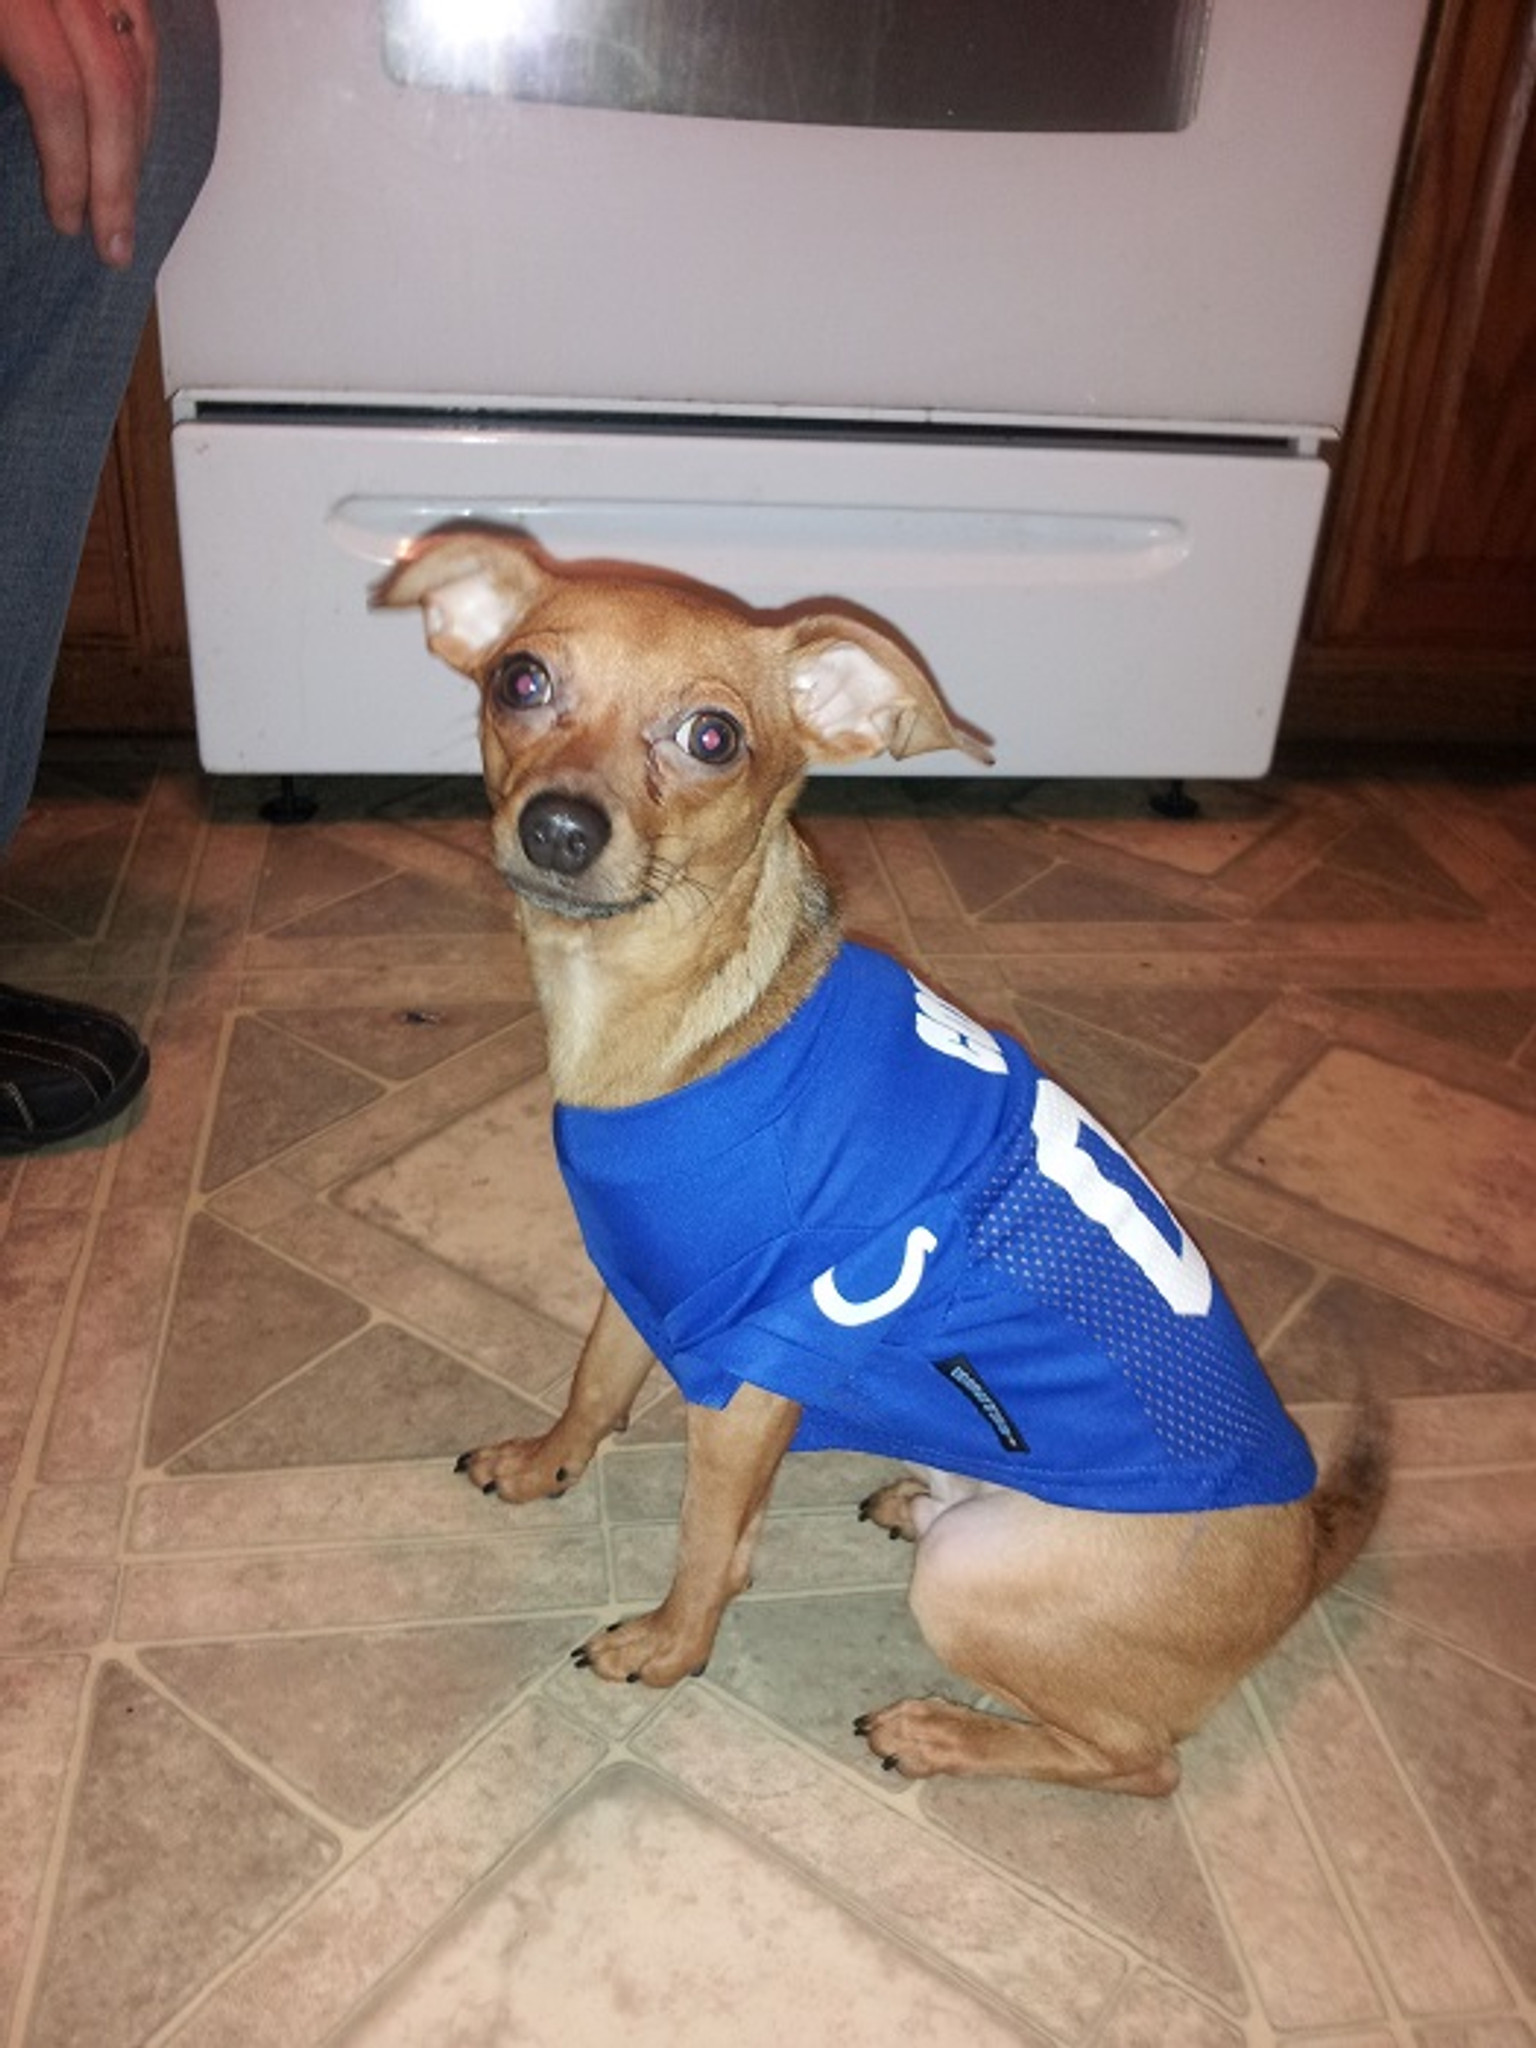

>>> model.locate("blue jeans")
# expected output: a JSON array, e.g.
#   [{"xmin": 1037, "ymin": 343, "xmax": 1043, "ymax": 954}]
[{"xmin": 0, "ymin": 0, "xmax": 220, "ymax": 855}]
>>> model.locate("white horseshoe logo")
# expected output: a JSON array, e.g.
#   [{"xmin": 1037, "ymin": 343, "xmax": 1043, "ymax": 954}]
[{"xmin": 811, "ymin": 1227, "xmax": 939, "ymax": 1328}]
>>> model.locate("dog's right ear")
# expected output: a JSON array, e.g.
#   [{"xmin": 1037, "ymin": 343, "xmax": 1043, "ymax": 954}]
[{"xmin": 370, "ymin": 527, "xmax": 552, "ymax": 670}]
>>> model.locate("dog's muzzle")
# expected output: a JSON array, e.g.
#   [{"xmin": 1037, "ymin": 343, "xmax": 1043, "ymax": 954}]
[{"xmin": 517, "ymin": 791, "xmax": 612, "ymax": 877}]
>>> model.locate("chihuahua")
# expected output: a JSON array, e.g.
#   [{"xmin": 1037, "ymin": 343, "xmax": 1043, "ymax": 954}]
[{"xmin": 374, "ymin": 525, "xmax": 1386, "ymax": 1794}]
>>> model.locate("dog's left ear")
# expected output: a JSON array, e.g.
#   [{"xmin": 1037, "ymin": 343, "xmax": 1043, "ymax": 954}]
[
  {"xmin": 370, "ymin": 526, "xmax": 553, "ymax": 671},
  {"xmin": 780, "ymin": 615, "xmax": 994, "ymax": 766}
]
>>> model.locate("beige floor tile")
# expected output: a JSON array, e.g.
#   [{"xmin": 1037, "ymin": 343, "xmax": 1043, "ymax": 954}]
[
  {"xmin": 201, "ymin": 1015, "xmax": 383, "ymax": 1189},
  {"xmin": 165, "ymin": 1322, "xmax": 558, "ymax": 1476},
  {"xmin": 27, "ymin": 1662, "xmax": 338, "ymax": 2048},
  {"xmin": 167, "ymin": 1697, "xmax": 606, "ymax": 2048},
  {"xmin": 339, "ymin": 1767, "xmax": 1037, "ymax": 2048},
  {"xmin": 0, "ymin": 1562, "xmax": 117, "ymax": 1652},
  {"xmin": 0, "ymin": 1657, "xmax": 90, "ymax": 2043},
  {"xmin": 636, "ymin": 1688, "xmax": 1127, "ymax": 2039},
  {"xmin": 0, "ymin": 1209, "xmax": 84, "ymax": 1483},
  {"xmin": 117, "ymin": 1528, "xmax": 610, "ymax": 1639},
  {"xmin": 924, "ymin": 1771, "xmax": 1245, "ymax": 2010},
  {"xmin": 255, "ymin": 1194, "xmax": 583, "ymax": 1401},
  {"xmin": 257, "ymin": 998, "xmax": 532, "ymax": 1080},
  {"xmin": 41, "ymin": 1205, "xmax": 184, "ymax": 1482},
  {"xmin": 12, "ymin": 1480, "xmax": 125, "ymax": 1560},
  {"xmin": 1270, "ymin": 1282, "xmax": 1536, "ymax": 1401},
  {"xmin": 144, "ymin": 1216, "xmax": 370, "ymax": 1468},
  {"xmin": 1231, "ymin": 1048, "xmax": 1536, "ymax": 1294},
  {"xmin": 1342, "ymin": 1611, "xmax": 1536, "ymax": 2002},
  {"xmin": 1251, "ymin": 1610, "xmax": 1507, "ymax": 2015},
  {"xmin": 612, "ymin": 1507, "xmax": 913, "ymax": 1608},
  {"xmin": 128, "ymin": 1463, "xmax": 591, "ymax": 1552},
  {"xmin": 1095, "ymin": 1971, "xmax": 1245, "ymax": 2046},
  {"xmin": 1178, "ymin": 1688, "xmax": 1382, "ymax": 2029},
  {"xmin": 143, "ymin": 1617, "xmax": 582, "ymax": 1826},
  {"xmin": 1338, "ymin": 1546, "xmax": 1536, "ymax": 1684},
  {"xmin": 1371, "ymin": 1469, "xmax": 1536, "ymax": 1553},
  {"xmin": 336, "ymin": 1076, "xmax": 600, "ymax": 1334}
]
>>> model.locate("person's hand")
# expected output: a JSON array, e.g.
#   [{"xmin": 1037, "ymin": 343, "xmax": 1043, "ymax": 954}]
[{"xmin": 0, "ymin": 0, "xmax": 159, "ymax": 269}]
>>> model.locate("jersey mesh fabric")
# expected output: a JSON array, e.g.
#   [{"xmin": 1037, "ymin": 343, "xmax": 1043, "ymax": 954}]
[{"xmin": 967, "ymin": 1112, "xmax": 1301, "ymax": 1478}]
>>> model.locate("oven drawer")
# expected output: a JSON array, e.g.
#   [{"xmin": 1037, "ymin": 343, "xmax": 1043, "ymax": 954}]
[{"xmin": 170, "ymin": 418, "xmax": 1327, "ymax": 778}]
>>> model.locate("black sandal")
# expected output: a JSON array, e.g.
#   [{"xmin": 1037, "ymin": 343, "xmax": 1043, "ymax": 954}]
[{"xmin": 0, "ymin": 986, "xmax": 150, "ymax": 1153}]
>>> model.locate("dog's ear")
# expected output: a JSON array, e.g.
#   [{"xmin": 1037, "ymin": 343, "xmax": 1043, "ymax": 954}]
[
  {"xmin": 370, "ymin": 527, "xmax": 552, "ymax": 670},
  {"xmin": 780, "ymin": 614, "xmax": 994, "ymax": 766}
]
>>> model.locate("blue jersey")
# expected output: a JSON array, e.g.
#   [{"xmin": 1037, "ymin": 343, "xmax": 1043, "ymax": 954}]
[{"xmin": 554, "ymin": 943, "xmax": 1316, "ymax": 1513}]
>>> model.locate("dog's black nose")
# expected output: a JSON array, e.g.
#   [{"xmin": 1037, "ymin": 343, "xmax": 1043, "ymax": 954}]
[{"xmin": 518, "ymin": 792, "xmax": 611, "ymax": 876}]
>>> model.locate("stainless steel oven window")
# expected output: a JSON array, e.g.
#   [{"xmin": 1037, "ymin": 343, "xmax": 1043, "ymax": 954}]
[{"xmin": 379, "ymin": 0, "xmax": 1212, "ymax": 133}]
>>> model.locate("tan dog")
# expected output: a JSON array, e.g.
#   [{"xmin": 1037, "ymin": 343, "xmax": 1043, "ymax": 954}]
[{"xmin": 374, "ymin": 525, "xmax": 1386, "ymax": 1794}]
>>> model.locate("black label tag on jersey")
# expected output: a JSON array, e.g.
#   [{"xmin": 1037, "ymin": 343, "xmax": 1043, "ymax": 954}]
[{"xmin": 932, "ymin": 1354, "xmax": 1030, "ymax": 1454}]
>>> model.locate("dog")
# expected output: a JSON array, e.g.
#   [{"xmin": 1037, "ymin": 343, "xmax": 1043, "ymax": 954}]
[{"xmin": 373, "ymin": 524, "xmax": 1387, "ymax": 1794}]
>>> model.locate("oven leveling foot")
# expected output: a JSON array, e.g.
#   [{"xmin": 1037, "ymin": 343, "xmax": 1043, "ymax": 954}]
[
  {"xmin": 260, "ymin": 776, "xmax": 320, "ymax": 825},
  {"xmin": 1149, "ymin": 779, "xmax": 1201, "ymax": 820}
]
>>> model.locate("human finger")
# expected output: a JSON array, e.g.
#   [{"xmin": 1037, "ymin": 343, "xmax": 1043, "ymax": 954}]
[
  {"xmin": 0, "ymin": 0, "xmax": 92, "ymax": 235},
  {"xmin": 51, "ymin": 0, "xmax": 158, "ymax": 267}
]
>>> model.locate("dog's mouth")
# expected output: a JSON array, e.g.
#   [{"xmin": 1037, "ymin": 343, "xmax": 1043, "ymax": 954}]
[{"xmin": 502, "ymin": 869, "xmax": 658, "ymax": 921}]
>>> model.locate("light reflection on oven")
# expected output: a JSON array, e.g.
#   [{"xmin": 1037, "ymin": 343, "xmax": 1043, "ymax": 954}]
[{"xmin": 379, "ymin": 0, "xmax": 1211, "ymax": 133}]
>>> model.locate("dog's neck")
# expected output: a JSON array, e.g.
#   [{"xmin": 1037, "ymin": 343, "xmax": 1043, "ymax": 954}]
[{"xmin": 520, "ymin": 823, "xmax": 840, "ymax": 1109}]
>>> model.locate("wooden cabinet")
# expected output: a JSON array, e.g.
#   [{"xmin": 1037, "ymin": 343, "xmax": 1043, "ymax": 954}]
[
  {"xmin": 49, "ymin": 314, "xmax": 194, "ymax": 734},
  {"xmin": 52, "ymin": 0, "xmax": 1536, "ymax": 750},
  {"xmin": 1291, "ymin": 0, "xmax": 1536, "ymax": 745}
]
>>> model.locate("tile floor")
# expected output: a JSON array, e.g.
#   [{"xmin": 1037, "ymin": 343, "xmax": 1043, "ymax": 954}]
[{"xmin": 2, "ymin": 742, "xmax": 1534, "ymax": 2048}]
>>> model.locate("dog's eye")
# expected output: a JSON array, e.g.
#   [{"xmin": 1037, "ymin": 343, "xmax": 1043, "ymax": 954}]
[
  {"xmin": 487, "ymin": 652, "xmax": 553, "ymax": 713},
  {"xmin": 675, "ymin": 709, "xmax": 744, "ymax": 766}
]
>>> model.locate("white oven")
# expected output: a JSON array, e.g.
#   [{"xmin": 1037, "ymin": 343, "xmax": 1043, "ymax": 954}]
[{"xmin": 159, "ymin": 1, "xmax": 1427, "ymax": 779}]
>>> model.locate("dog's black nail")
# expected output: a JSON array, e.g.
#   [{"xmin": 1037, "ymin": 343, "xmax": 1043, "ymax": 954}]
[
  {"xmin": 454, "ymin": 1452, "xmax": 472, "ymax": 1474},
  {"xmin": 546, "ymin": 1490, "xmax": 565, "ymax": 1501},
  {"xmin": 881, "ymin": 1755, "xmax": 902, "ymax": 1773},
  {"xmin": 571, "ymin": 1647, "xmax": 591, "ymax": 1667},
  {"xmin": 626, "ymin": 1672, "xmax": 641, "ymax": 1685},
  {"xmin": 691, "ymin": 1664, "xmax": 708, "ymax": 1679},
  {"xmin": 555, "ymin": 1466, "xmax": 569, "ymax": 1483},
  {"xmin": 857, "ymin": 1503, "xmax": 871, "ymax": 1521},
  {"xmin": 605, "ymin": 1622, "xmax": 622, "ymax": 1634},
  {"xmin": 482, "ymin": 1480, "xmax": 499, "ymax": 1497},
  {"xmin": 853, "ymin": 1716, "xmax": 869, "ymax": 1735}
]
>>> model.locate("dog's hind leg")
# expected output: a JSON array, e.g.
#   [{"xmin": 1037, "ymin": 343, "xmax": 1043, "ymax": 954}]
[
  {"xmin": 857, "ymin": 1484, "xmax": 1312, "ymax": 1791},
  {"xmin": 856, "ymin": 1697, "xmax": 1182, "ymax": 1795}
]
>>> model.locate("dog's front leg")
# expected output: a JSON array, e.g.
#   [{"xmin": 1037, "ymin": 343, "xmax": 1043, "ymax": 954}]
[
  {"xmin": 457, "ymin": 1290, "xmax": 654, "ymax": 1503},
  {"xmin": 574, "ymin": 1380, "xmax": 801, "ymax": 1688}
]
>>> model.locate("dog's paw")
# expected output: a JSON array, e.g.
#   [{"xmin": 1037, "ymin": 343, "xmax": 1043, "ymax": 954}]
[
  {"xmin": 857, "ymin": 1475, "xmax": 931, "ymax": 1542},
  {"xmin": 853, "ymin": 1697, "xmax": 1014, "ymax": 1779},
  {"xmin": 570, "ymin": 1610, "xmax": 714, "ymax": 1690},
  {"xmin": 855, "ymin": 1699, "xmax": 1183, "ymax": 1793},
  {"xmin": 454, "ymin": 1435, "xmax": 588, "ymax": 1504}
]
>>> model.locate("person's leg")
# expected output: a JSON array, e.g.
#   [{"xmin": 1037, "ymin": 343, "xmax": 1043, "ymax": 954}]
[
  {"xmin": 0, "ymin": 0, "xmax": 220, "ymax": 849},
  {"xmin": 0, "ymin": 0, "xmax": 219, "ymax": 1151}
]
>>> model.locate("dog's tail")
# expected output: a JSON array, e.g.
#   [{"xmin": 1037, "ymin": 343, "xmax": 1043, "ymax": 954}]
[{"xmin": 1308, "ymin": 1389, "xmax": 1392, "ymax": 1597}]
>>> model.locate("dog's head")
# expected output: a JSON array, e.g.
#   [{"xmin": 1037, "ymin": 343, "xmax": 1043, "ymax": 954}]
[{"xmin": 372, "ymin": 524, "xmax": 990, "ymax": 922}]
